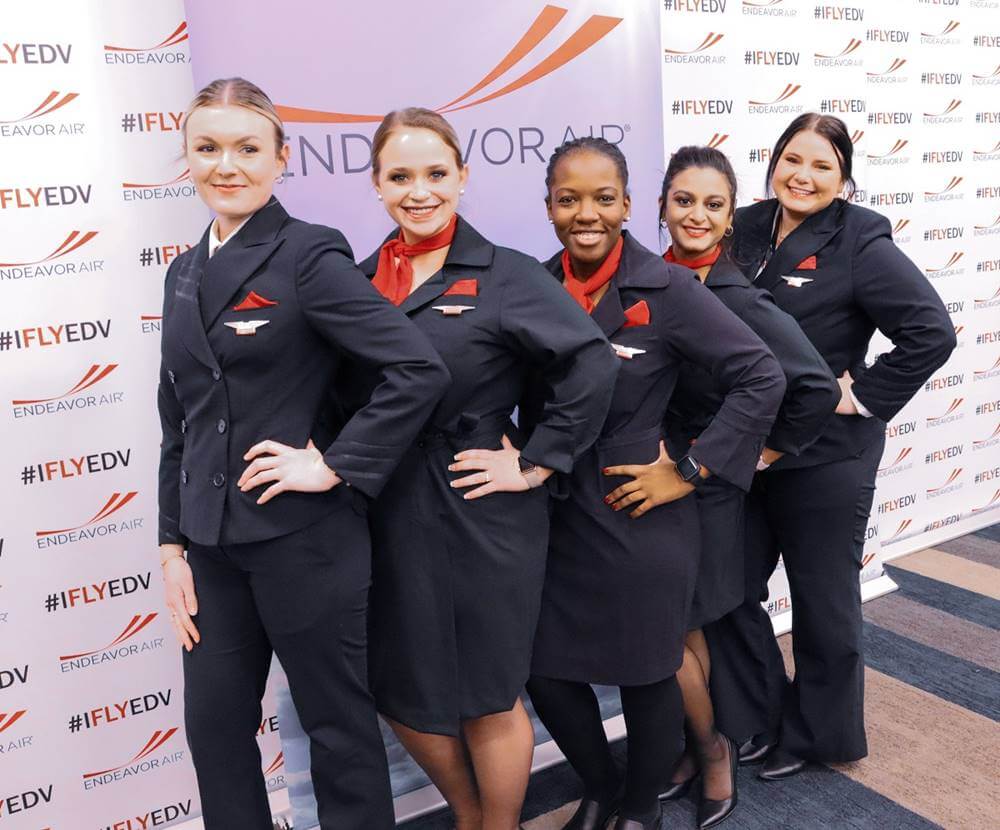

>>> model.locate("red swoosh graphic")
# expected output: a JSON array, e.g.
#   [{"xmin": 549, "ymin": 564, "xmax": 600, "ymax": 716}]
[
  {"xmin": 105, "ymin": 22, "xmax": 188, "ymax": 52},
  {"xmin": 263, "ymin": 752, "xmax": 285, "ymax": 775},
  {"xmin": 0, "ymin": 230, "xmax": 98, "ymax": 267},
  {"xmin": 36, "ymin": 491, "xmax": 138, "ymax": 537},
  {"xmin": 0, "ymin": 711, "xmax": 27, "ymax": 733},
  {"xmin": 60, "ymin": 613, "xmax": 158, "ymax": 661},
  {"xmin": 0, "ymin": 91, "xmax": 78, "ymax": 124},
  {"xmin": 441, "ymin": 14, "xmax": 623, "ymax": 114},
  {"xmin": 12, "ymin": 363, "xmax": 118, "ymax": 405},
  {"xmin": 973, "ymin": 489, "xmax": 1000, "ymax": 513},
  {"xmin": 438, "ymin": 5, "xmax": 567, "ymax": 110},
  {"xmin": 122, "ymin": 169, "xmax": 190, "ymax": 189},
  {"xmin": 83, "ymin": 728, "xmax": 179, "ymax": 778}
]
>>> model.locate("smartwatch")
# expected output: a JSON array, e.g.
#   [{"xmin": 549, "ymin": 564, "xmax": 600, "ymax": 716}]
[
  {"xmin": 517, "ymin": 456, "xmax": 537, "ymax": 476},
  {"xmin": 675, "ymin": 454, "xmax": 703, "ymax": 486}
]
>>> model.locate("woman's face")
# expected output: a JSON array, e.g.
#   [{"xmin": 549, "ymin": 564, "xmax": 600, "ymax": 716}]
[
  {"xmin": 185, "ymin": 105, "xmax": 288, "ymax": 234},
  {"xmin": 547, "ymin": 150, "xmax": 630, "ymax": 273},
  {"xmin": 662, "ymin": 166, "xmax": 732, "ymax": 259},
  {"xmin": 770, "ymin": 129, "xmax": 844, "ymax": 220},
  {"xmin": 374, "ymin": 127, "xmax": 468, "ymax": 243}
]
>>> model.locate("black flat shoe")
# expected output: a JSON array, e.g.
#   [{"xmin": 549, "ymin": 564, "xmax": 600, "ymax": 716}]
[
  {"xmin": 563, "ymin": 793, "xmax": 622, "ymax": 830},
  {"xmin": 737, "ymin": 735, "xmax": 776, "ymax": 766},
  {"xmin": 758, "ymin": 747, "xmax": 807, "ymax": 781},
  {"xmin": 657, "ymin": 773, "xmax": 696, "ymax": 801},
  {"xmin": 611, "ymin": 802, "xmax": 662, "ymax": 830},
  {"xmin": 697, "ymin": 735, "xmax": 738, "ymax": 829}
]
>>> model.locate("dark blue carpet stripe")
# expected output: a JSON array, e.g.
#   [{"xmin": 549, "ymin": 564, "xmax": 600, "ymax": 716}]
[
  {"xmin": 399, "ymin": 738, "xmax": 941, "ymax": 829},
  {"xmin": 884, "ymin": 565, "xmax": 999, "ymax": 631},
  {"xmin": 864, "ymin": 621, "xmax": 1000, "ymax": 721},
  {"xmin": 973, "ymin": 522, "xmax": 1000, "ymax": 543}
]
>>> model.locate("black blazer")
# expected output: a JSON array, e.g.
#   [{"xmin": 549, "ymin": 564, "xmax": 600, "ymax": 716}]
[
  {"xmin": 732, "ymin": 198, "xmax": 956, "ymax": 467},
  {"xmin": 158, "ymin": 199, "xmax": 449, "ymax": 547},
  {"xmin": 665, "ymin": 257, "xmax": 840, "ymax": 465}
]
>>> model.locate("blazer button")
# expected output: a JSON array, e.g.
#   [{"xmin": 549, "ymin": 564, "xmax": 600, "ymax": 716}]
[
  {"xmin": 217, "ymin": 418, "xmax": 227, "ymax": 434},
  {"xmin": 213, "ymin": 472, "xmax": 225, "ymax": 487},
  {"xmin": 212, "ymin": 369, "xmax": 221, "ymax": 381},
  {"xmin": 180, "ymin": 419, "xmax": 186, "ymax": 434},
  {"xmin": 167, "ymin": 370, "xmax": 176, "ymax": 384},
  {"xmin": 181, "ymin": 470, "xmax": 189, "ymax": 484}
]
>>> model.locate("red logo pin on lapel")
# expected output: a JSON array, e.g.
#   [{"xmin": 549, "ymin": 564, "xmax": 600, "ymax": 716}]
[
  {"xmin": 443, "ymin": 279, "xmax": 478, "ymax": 297},
  {"xmin": 795, "ymin": 256, "xmax": 817, "ymax": 271},
  {"xmin": 233, "ymin": 290, "xmax": 278, "ymax": 311},
  {"xmin": 622, "ymin": 300, "xmax": 650, "ymax": 328}
]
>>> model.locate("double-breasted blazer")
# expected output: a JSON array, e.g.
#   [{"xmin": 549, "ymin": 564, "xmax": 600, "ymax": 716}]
[
  {"xmin": 732, "ymin": 198, "xmax": 956, "ymax": 468},
  {"xmin": 157, "ymin": 198, "xmax": 450, "ymax": 548},
  {"xmin": 665, "ymin": 256, "xmax": 840, "ymax": 627},
  {"xmin": 353, "ymin": 216, "xmax": 618, "ymax": 734},
  {"xmin": 528, "ymin": 232, "xmax": 786, "ymax": 685}
]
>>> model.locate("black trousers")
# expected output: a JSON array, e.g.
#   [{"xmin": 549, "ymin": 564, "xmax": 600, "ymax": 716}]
[
  {"xmin": 706, "ymin": 436, "xmax": 883, "ymax": 762},
  {"xmin": 182, "ymin": 507, "xmax": 393, "ymax": 830}
]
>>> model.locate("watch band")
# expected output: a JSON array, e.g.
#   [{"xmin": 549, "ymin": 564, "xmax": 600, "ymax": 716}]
[
  {"xmin": 517, "ymin": 455, "xmax": 537, "ymax": 475},
  {"xmin": 675, "ymin": 454, "xmax": 702, "ymax": 486}
]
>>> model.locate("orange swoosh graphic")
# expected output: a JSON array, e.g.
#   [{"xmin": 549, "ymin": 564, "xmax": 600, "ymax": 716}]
[
  {"xmin": 438, "ymin": 5, "xmax": 567, "ymax": 110},
  {"xmin": 0, "ymin": 91, "xmax": 78, "ymax": 124},
  {"xmin": 105, "ymin": 22, "xmax": 188, "ymax": 52},
  {"xmin": 441, "ymin": 15, "xmax": 623, "ymax": 114},
  {"xmin": 0, "ymin": 230, "xmax": 98, "ymax": 267},
  {"xmin": 60, "ymin": 612, "xmax": 158, "ymax": 661},
  {"xmin": 36, "ymin": 491, "xmax": 138, "ymax": 537},
  {"xmin": 13, "ymin": 363, "xmax": 118, "ymax": 405},
  {"xmin": 122, "ymin": 169, "xmax": 190, "ymax": 189},
  {"xmin": 83, "ymin": 727, "xmax": 178, "ymax": 778}
]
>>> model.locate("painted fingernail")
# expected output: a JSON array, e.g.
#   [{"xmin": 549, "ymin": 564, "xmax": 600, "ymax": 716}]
[{"xmin": 603, "ymin": 496, "xmax": 612, "ymax": 504}]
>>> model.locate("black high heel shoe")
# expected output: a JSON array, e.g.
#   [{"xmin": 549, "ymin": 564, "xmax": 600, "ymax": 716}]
[
  {"xmin": 657, "ymin": 773, "xmax": 697, "ymax": 801},
  {"xmin": 696, "ymin": 735, "xmax": 739, "ymax": 830},
  {"xmin": 611, "ymin": 801, "xmax": 662, "ymax": 830},
  {"xmin": 758, "ymin": 747, "xmax": 807, "ymax": 781},
  {"xmin": 563, "ymin": 791, "xmax": 623, "ymax": 830}
]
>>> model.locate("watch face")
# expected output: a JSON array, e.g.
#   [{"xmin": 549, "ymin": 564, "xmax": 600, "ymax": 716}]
[
  {"xmin": 518, "ymin": 456, "xmax": 536, "ymax": 474},
  {"xmin": 677, "ymin": 456, "xmax": 699, "ymax": 481}
]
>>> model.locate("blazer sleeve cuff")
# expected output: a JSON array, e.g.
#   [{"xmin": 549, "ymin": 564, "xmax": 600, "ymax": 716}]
[
  {"xmin": 158, "ymin": 514, "xmax": 187, "ymax": 548},
  {"xmin": 690, "ymin": 422, "xmax": 766, "ymax": 492},
  {"xmin": 323, "ymin": 440, "xmax": 403, "ymax": 499},
  {"xmin": 520, "ymin": 425, "xmax": 576, "ymax": 475}
]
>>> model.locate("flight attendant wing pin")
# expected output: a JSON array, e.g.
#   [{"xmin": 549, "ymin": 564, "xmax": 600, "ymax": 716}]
[
  {"xmin": 224, "ymin": 320, "xmax": 271, "ymax": 336},
  {"xmin": 781, "ymin": 276, "xmax": 814, "ymax": 288},
  {"xmin": 610, "ymin": 342, "xmax": 646, "ymax": 360},
  {"xmin": 432, "ymin": 305, "xmax": 476, "ymax": 316}
]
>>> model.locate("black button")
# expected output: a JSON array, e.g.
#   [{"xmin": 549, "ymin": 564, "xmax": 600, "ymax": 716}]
[
  {"xmin": 167, "ymin": 370, "xmax": 175, "ymax": 383},
  {"xmin": 217, "ymin": 419, "xmax": 227, "ymax": 434},
  {"xmin": 180, "ymin": 419, "xmax": 186, "ymax": 434},
  {"xmin": 212, "ymin": 369, "xmax": 221, "ymax": 381},
  {"xmin": 181, "ymin": 470, "xmax": 189, "ymax": 484},
  {"xmin": 212, "ymin": 473, "xmax": 225, "ymax": 487}
]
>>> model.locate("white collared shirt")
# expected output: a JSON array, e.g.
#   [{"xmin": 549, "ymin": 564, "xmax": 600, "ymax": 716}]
[{"xmin": 208, "ymin": 215, "xmax": 252, "ymax": 258}]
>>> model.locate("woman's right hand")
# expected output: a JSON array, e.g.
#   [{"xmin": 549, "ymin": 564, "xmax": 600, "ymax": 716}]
[{"xmin": 161, "ymin": 545, "xmax": 200, "ymax": 651}]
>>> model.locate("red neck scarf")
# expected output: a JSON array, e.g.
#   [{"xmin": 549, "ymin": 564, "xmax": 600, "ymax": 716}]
[
  {"xmin": 561, "ymin": 235, "xmax": 625, "ymax": 314},
  {"xmin": 664, "ymin": 244, "xmax": 722, "ymax": 271},
  {"xmin": 373, "ymin": 215, "xmax": 458, "ymax": 306}
]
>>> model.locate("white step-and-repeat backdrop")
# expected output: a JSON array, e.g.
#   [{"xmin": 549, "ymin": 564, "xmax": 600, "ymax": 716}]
[{"xmin": 1, "ymin": 1, "xmax": 996, "ymax": 827}]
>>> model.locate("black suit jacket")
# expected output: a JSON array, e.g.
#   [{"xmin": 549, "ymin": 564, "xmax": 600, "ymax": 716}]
[
  {"xmin": 158, "ymin": 199, "xmax": 449, "ymax": 547},
  {"xmin": 665, "ymin": 257, "xmax": 840, "ymax": 465},
  {"xmin": 732, "ymin": 198, "xmax": 956, "ymax": 467}
]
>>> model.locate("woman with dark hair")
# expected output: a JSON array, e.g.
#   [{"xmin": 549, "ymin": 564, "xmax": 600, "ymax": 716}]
[
  {"xmin": 356, "ymin": 108, "xmax": 618, "ymax": 830},
  {"xmin": 158, "ymin": 79, "xmax": 450, "ymax": 829},
  {"xmin": 524, "ymin": 137, "xmax": 786, "ymax": 830},
  {"xmin": 709, "ymin": 113, "xmax": 956, "ymax": 779},
  {"xmin": 657, "ymin": 145, "xmax": 839, "ymax": 828}
]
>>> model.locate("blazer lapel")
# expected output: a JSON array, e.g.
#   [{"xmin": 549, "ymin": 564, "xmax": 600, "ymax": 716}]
[
  {"xmin": 198, "ymin": 199, "xmax": 289, "ymax": 329},
  {"xmin": 755, "ymin": 199, "xmax": 844, "ymax": 292},
  {"xmin": 174, "ymin": 231, "xmax": 219, "ymax": 370},
  {"xmin": 591, "ymin": 282, "xmax": 626, "ymax": 338}
]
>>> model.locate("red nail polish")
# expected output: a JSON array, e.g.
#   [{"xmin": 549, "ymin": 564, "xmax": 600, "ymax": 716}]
[{"xmin": 603, "ymin": 496, "xmax": 611, "ymax": 504}]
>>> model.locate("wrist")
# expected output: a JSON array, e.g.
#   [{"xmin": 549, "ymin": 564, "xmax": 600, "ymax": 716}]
[
  {"xmin": 674, "ymin": 454, "xmax": 706, "ymax": 488},
  {"xmin": 159, "ymin": 544, "xmax": 184, "ymax": 567}
]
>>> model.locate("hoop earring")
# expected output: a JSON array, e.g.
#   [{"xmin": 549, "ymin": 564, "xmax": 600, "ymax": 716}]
[
  {"xmin": 659, "ymin": 219, "xmax": 667, "ymax": 228},
  {"xmin": 724, "ymin": 226, "xmax": 734, "ymax": 237}
]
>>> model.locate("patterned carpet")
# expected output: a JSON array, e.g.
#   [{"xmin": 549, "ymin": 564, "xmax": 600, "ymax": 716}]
[{"xmin": 400, "ymin": 523, "xmax": 1000, "ymax": 830}]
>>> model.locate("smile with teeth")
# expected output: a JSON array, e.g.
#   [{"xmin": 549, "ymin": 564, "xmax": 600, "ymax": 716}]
[
  {"xmin": 404, "ymin": 204, "xmax": 440, "ymax": 217},
  {"xmin": 572, "ymin": 230, "xmax": 605, "ymax": 244},
  {"xmin": 684, "ymin": 227, "xmax": 710, "ymax": 237},
  {"xmin": 789, "ymin": 186, "xmax": 814, "ymax": 196}
]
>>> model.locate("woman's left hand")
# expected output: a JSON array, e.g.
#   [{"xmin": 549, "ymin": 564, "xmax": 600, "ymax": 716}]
[
  {"xmin": 239, "ymin": 439, "xmax": 341, "ymax": 505},
  {"xmin": 603, "ymin": 441, "xmax": 696, "ymax": 518},
  {"xmin": 835, "ymin": 370, "xmax": 859, "ymax": 415},
  {"xmin": 449, "ymin": 434, "xmax": 553, "ymax": 500}
]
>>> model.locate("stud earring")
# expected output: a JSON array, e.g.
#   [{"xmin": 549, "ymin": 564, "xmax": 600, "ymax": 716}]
[
  {"xmin": 624, "ymin": 216, "xmax": 630, "ymax": 222},
  {"xmin": 376, "ymin": 193, "xmax": 383, "ymax": 201},
  {"xmin": 460, "ymin": 188, "xmax": 465, "ymax": 195},
  {"xmin": 275, "ymin": 173, "xmax": 285, "ymax": 184}
]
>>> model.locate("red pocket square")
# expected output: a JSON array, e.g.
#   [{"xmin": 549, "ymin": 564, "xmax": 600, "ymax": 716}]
[
  {"xmin": 443, "ymin": 279, "xmax": 478, "ymax": 297},
  {"xmin": 795, "ymin": 256, "xmax": 817, "ymax": 271},
  {"xmin": 233, "ymin": 291, "xmax": 279, "ymax": 311},
  {"xmin": 622, "ymin": 300, "xmax": 650, "ymax": 328}
]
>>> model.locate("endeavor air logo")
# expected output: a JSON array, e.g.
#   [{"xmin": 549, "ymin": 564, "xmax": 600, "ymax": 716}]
[
  {"xmin": 975, "ymin": 286, "xmax": 1000, "ymax": 309},
  {"xmin": 0, "ymin": 230, "xmax": 103, "ymax": 283},
  {"xmin": 104, "ymin": 22, "xmax": 188, "ymax": 64},
  {"xmin": 12, "ymin": 363, "xmax": 123, "ymax": 419},
  {"xmin": 924, "ymin": 99, "xmax": 963, "ymax": 125},
  {"xmin": 921, "ymin": 19, "xmax": 960, "ymax": 45},
  {"xmin": 974, "ymin": 214, "xmax": 1000, "ymax": 237},
  {"xmin": 814, "ymin": 37, "xmax": 862, "ymax": 67},
  {"xmin": 706, "ymin": 133, "xmax": 728, "ymax": 148},
  {"xmin": 664, "ymin": 32, "xmax": 726, "ymax": 64},
  {"xmin": 972, "ymin": 489, "xmax": 1000, "ymax": 514},
  {"xmin": 749, "ymin": 83, "xmax": 803, "ymax": 114},
  {"xmin": 122, "ymin": 167, "xmax": 195, "ymax": 202},
  {"xmin": 925, "ymin": 176, "xmax": 964, "ymax": 203},
  {"xmin": 742, "ymin": 0, "xmax": 797, "ymax": 17},
  {"xmin": 877, "ymin": 446, "xmax": 913, "ymax": 478},
  {"xmin": 926, "ymin": 397, "xmax": 965, "ymax": 427},
  {"xmin": 927, "ymin": 468, "xmax": 963, "ymax": 498},
  {"xmin": 974, "ymin": 423, "xmax": 1000, "ymax": 451},
  {"xmin": 59, "ymin": 613, "xmax": 165, "ymax": 673},
  {"xmin": 35, "ymin": 491, "xmax": 141, "ymax": 548},
  {"xmin": 0, "ymin": 90, "xmax": 84, "ymax": 139},
  {"xmin": 868, "ymin": 138, "xmax": 909, "ymax": 166},
  {"xmin": 975, "ymin": 141, "xmax": 1000, "ymax": 162},
  {"xmin": 0, "ymin": 710, "xmax": 32, "ymax": 756},
  {"xmin": 892, "ymin": 218, "xmax": 912, "ymax": 243},
  {"xmin": 83, "ymin": 728, "xmax": 184, "ymax": 789},
  {"xmin": 885, "ymin": 518, "xmax": 913, "ymax": 542},
  {"xmin": 263, "ymin": 751, "xmax": 286, "ymax": 788},
  {"xmin": 973, "ymin": 64, "xmax": 1000, "ymax": 86},
  {"xmin": 867, "ymin": 57, "xmax": 908, "ymax": 84},
  {"xmin": 974, "ymin": 357, "xmax": 1000, "ymax": 382},
  {"xmin": 924, "ymin": 251, "xmax": 964, "ymax": 279}
]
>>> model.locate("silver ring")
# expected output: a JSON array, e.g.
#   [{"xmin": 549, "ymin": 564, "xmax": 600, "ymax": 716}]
[{"xmin": 484, "ymin": 472, "xmax": 491, "ymax": 483}]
